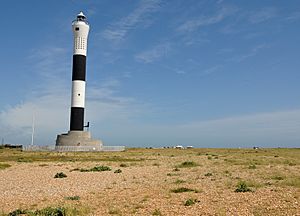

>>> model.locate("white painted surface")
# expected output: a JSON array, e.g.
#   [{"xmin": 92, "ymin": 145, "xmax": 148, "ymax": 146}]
[
  {"xmin": 71, "ymin": 80, "xmax": 86, "ymax": 107},
  {"xmin": 72, "ymin": 20, "xmax": 89, "ymax": 56}
]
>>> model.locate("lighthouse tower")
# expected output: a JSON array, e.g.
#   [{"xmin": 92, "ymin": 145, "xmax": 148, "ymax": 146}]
[
  {"xmin": 70, "ymin": 11, "xmax": 89, "ymax": 131},
  {"xmin": 56, "ymin": 12, "xmax": 102, "ymax": 151}
]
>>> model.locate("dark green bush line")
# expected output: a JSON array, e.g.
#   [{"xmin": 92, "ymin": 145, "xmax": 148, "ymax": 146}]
[
  {"xmin": 235, "ymin": 181, "xmax": 252, "ymax": 193},
  {"xmin": 54, "ymin": 172, "xmax": 67, "ymax": 178},
  {"xmin": 8, "ymin": 207, "xmax": 66, "ymax": 216},
  {"xmin": 177, "ymin": 161, "xmax": 198, "ymax": 168},
  {"xmin": 171, "ymin": 187, "xmax": 199, "ymax": 193},
  {"xmin": 184, "ymin": 198, "xmax": 199, "ymax": 206}
]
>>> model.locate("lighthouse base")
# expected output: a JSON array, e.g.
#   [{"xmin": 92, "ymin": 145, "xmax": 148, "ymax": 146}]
[{"xmin": 55, "ymin": 131, "xmax": 103, "ymax": 151}]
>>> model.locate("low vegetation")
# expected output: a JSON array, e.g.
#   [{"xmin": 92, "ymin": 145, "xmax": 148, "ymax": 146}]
[
  {"xmin": 177, "ymin": 161, "xmax": 198, "ymax": 168},
  {"xmin": 65, "ymin": 196, "xmax": 80, "ymax": 200},
  {"xmin": 235, "ymin": 181, "xmax": 252, "ymax": 193},
  {"xmin": 0, "ymin": 148, "xmax": 299, "ymax": 215},
  {"xmin": 171, "ymin": 187, "xmax": 199, "ymax": 193},
  {"xmin": 76, "ymin": 166, "xmax": 112, "ymax": 172},
  {"xmin": 184, "ymin": 198, "xmax": 199, "ymax": 206},
  {"xmin": 54, "ymin": 172, "xmax": 67, "ymax": 178},
  {"xmin": 152, "ymin": 209, "xmax": 162, "ymax": 216},
  {"xmin": 0, "ymin": 163, "xmax": 11, "ymax": 170},
  {"xmin": 114, "ymin": 169, "xmax": 122, "ymax": 173},
  {"xmin": 7, "ymin": 206, "xmax": 89, "ymax": 216}
]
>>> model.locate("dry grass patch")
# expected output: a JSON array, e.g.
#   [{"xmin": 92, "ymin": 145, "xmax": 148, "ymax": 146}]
[
  {"xmin": 0, "ymin": 163, "xmax": 10, "ymax": 170},
  {"xmin": 177, "ymin": 161, "xmax": 198, "ymax": 168}
]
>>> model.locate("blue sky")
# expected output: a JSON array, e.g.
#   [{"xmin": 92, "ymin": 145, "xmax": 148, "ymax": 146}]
[{"xmin": 1, "ymin": 0, "xmax": 300, "ymax": 148}]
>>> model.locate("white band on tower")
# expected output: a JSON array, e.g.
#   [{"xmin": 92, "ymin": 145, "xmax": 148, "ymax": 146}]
[{"xmin": 71, "ymin": 80, "xmax": 86, "ymax": 108}]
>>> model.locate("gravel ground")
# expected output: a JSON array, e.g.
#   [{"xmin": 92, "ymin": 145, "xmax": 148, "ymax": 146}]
[{"xmin": 0, "ymin": 149, "xmax": 299, "ymax": 215}]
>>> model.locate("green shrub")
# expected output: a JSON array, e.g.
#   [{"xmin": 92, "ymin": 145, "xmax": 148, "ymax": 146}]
[
  {"xmin": 0, "ymin": 163, "xmax": 11, "ymax": 170},
  {"xmin": 152, "ymin": 209, "xmax": 162, "ymax": 216},
  {"xmin": 80, "ymin": 166, "xmax": 111, "ymax": 172},
  {"xmin": 35, "ymin": 207, "xmax": 66, "ymax": 215},
  {"xmin": 54, "ymin": 172, "xmax": 67, "ymax": 178},
  {"xmin": 235, "ymin": 181, "xmax": 252, "ymax": 192},
  {"xmin": 204, "ymin": 172, "xmax": 213, "ymax": 176},
  {"xmin": 119, "ymin": 163, "xmax": 128, "ymax": 167},
  {"xmin": 248, "ymin": 164, "xmax": 256, "ymax": 169},
  {"xmin": 90, "ymin": 166, "xmax": 111, "ymax": 172},
  {"xmin": 114, "ymin": 169, "xmax": 122, "ymax": 173},
  {"xmin": 65, "ymin": 196, "xmax": 80, "ymax": 200},
  {"xmin": 184, "ymin": 198, "xmax": 198, "ymax": 206},
  {"xmin": 8, "ymin": 209, "xmax": 27, "ymax": 216},
  {"xmin": 177, "ymin": 161, "xmax": 198, "ymax": 168},
  {"xmin": 8, "ymin": 207, "xmax": 66, "ymax": 216},
  {"xmin": 171, "ymin": 187, "xmax": 199, "ymax": 193},
  {"xmin": 174, "ymin": 179, "xmax": 186, "ymax": 184}
]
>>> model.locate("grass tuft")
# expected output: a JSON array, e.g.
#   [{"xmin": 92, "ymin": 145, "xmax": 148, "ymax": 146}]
[
  {"xmin": 152, "ymin": 209, "xmax": 162, "ymax": 216},
  {"xmin": 235, "ymin": 181, "xmax": 252, "ymax": 193},
  {"xmin": 54, "ymin": 172, "xmax": 67, "ymax": 178},
  {"xmin": 114, "ymin": 169, "xmax": 122, "ymax": 173},
  {"xmin": 177, "ymin": 161, "xmax": 198, "ymax": 168},
  {"xmin": 248, "ymin": 164, "xmax": 256, "ymax": 169},
  {"xmin": 184, "ymin": 198, "xmax": 199, "ymax": 206},
  {"xmin": 171, "ymin": 187, "xmax": 199, "ymax": 193},
  {"xmin": 65, "ymin": 196, "xmax": 80, "ymax": 200},
  {"xmin": 0, "ymin": 163, "xmax": 11, "ymax": 170},
  {"xmin": 79, "ymin": 166, "xmax": 111, "ymax": 172}
]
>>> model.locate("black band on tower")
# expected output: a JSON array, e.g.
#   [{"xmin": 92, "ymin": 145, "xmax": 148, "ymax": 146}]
[
  {"xmin": 72, "ymin": 55, "xmax": 86, "ymax": 81},
  {"xmin": 70, "ymin": 107, "xmax": 84, "ymax": 131}
]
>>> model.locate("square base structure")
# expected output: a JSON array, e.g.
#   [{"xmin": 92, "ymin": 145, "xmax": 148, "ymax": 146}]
[{"xmin": 56, "ymin": 131, "xmax": 102, "ymax": 151}]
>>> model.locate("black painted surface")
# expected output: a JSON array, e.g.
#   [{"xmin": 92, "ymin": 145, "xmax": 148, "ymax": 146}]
[
  {"xmin": 72, "ymin": 55, "xmax": 86, "ymax": 81},
  {"xmin": 70, "ymin": 107, "xmax": 84, "ymax": 131}
]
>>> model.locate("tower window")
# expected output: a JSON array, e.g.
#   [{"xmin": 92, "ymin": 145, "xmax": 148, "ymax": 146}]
[{"xmin": 75, "ymin": 27, "xmax": 79, "ymax": 31}]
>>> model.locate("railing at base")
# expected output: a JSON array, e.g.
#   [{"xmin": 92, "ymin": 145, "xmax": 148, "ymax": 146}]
[{"xmin": 22, "ymin": 145, "xmax": 125, "ymax": 152}]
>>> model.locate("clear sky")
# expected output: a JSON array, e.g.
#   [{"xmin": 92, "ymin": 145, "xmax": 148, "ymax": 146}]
[{"xmin": 1, "ymin": 0, "xmax": 300, "ymax": 148}]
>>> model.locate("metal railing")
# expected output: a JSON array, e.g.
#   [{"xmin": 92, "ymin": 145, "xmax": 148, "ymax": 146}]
[{"xmin": 22, "ymin": 145, "xmax": 125, "ymax": 152}]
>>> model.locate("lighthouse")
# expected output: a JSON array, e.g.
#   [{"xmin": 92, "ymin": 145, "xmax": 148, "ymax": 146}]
[
  {"xmin": 56, "ymin": 12, "xmax": 102, "ymax": 151},
  {"xmin": 70, "ymin": 11, "xmax": 89, "ymax": 131}
]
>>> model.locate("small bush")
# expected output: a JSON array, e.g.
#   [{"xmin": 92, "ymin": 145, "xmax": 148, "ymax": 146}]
[
  {"xmin": 207, "ymin": 156, "xmax": 212, "ymax": 160},
  {"xmin": 177, "ymin": 161, "xmax": 198, "ymax": 168},
  {"xmin": 119, "ymin": 163, "xmax": 128, "ymax": 167},
  {"xmin": 8, "ymin": 207, "xmax": 67, "ymax": 216},
  {"xmin": 173, "ymin": 168, "xmax": 180, "ymax": 172},
  {"xmin": 0, "ymin": 163, "xmax": 11, "ymax": 170},
  {"xmin": 54, "ymin": 172, "xmax": 67, "ymax": 178},
  {"xmin": 80, "ymin": 166, "xmax": 111, "ymax": 172},
  {"xmin": 184, "ymin": 198, "xmax": 199, "ymax": 206},
  {"xmin": 36, "ymin": 207, "xmax": 66, "ymax": 215},
  {"xmin": 235, "ymin": 181, "xmax": 252, "ymax": 193},
  {"xmin": 114, "ymin": 169, "xmax": 122, "ymax": 173},
  {"xmin": 152, "ymin": 209, "xmax": 162, "ymax": 216},
  {"xmin": 90, "ymin": 166, "xmax": 111, "ymax": 172},
  {"xmin": 8, "ymin": 209, "xmax": 27, "ymax": 216},
  {"xmin": 171, "ymin": 187, "xmax": 199, "ymax": 193},
  {"xmin": 204, "ymin": 172, "xmax": 213, "ymax": 177},
  {"xmin": 65, "ymin": 196, "xmax": 80, "ymax": 200},
  {"xmin": 248, "ymin": 164, "xmax": 256, "ymax": 169},
  {"xmin": 174, "ymin": 179, "xmax": 186, "ymax": 184}
]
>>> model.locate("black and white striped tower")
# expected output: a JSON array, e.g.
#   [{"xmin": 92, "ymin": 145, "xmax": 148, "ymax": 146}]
[
  {"xmin": 70, "ymin": 11, "xmax": 89, "ymax": 131},
  {"xmin": 56, "ymin": 12, "xmax": 102, "ymax": 151}
]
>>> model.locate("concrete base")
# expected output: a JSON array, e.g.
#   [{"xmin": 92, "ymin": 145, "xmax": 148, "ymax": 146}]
[{"xmin": 56, "ymin": 131, "xmax": 102, "ymax": 149}]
